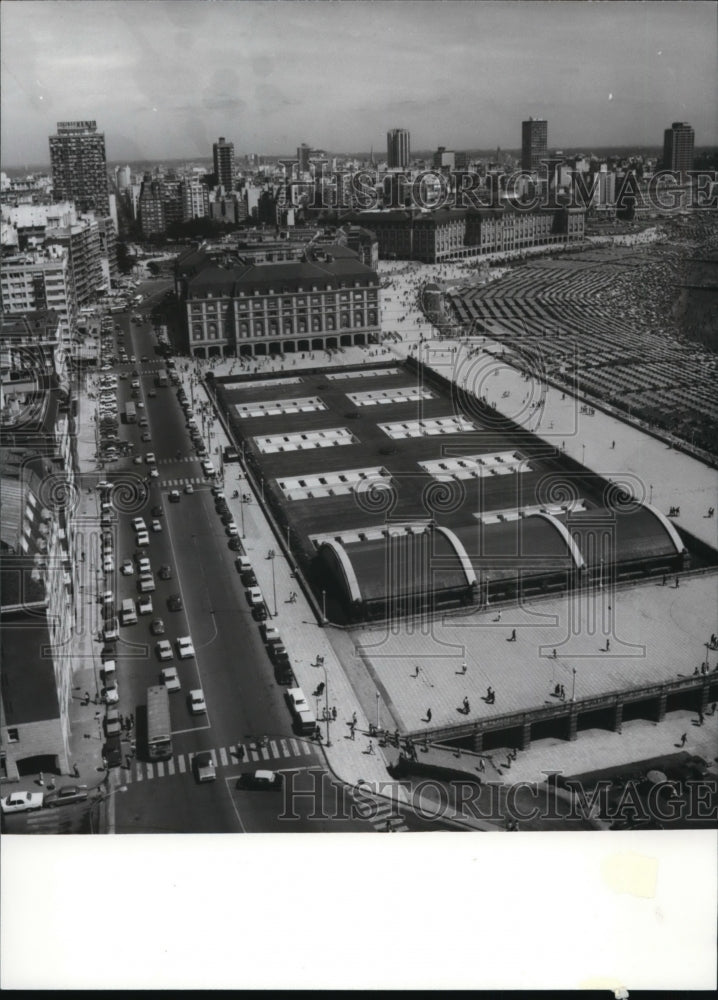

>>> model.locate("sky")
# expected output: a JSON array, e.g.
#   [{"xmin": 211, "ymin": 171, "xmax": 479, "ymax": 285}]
[{"xmin": 1, "ymin": 0, "xmax": 717, "ymax": 166}]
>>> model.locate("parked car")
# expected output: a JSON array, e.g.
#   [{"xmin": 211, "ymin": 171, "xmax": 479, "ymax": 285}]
[
  {"xmin": 228, "ymin": 537, "xmax": 242, "ymax": 551},
  {"xmin": 45, "ymin": 785, "xmax": 89, "ymax": 808},
  {"xmin": 1, "ymin": 791, "xmax": 44, "ymax": 814},
  {"xmin": 136, "ymin": 530, "xmax": 150, "ymax": 546},
  {"xmin": 138, "ymin": 573, "xmax": 156, "ymax": 593},
  {"xmin": 102, "ymin": 678, "xmax": 119, "ymax": 704}
]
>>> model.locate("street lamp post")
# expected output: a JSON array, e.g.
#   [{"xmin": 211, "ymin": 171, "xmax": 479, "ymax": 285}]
[
  {"xmin": 322, "ymin": 589, "xmax": 327, "ymax": 621},
  {"xmin": 313, "ymin": 660, "xmax": 331, "ymax": 747},
  {"xmin": 269, "ymin": 549, "xmax": 277, "ymax": 617},
  {"xmin": 649, "ymin": 484, "xmax": 653, "ymax": 505},
  {"xmin": 571, "ymin": 667, "xmax": 577, "ymax": 703}
]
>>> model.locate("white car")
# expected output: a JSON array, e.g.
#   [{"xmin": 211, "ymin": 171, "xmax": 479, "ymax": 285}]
[
  {"xmin": 137, "ymin": 557, "xmax": 151, "ymax": 575},
  {"xmin": 146, "ymin": 453, "xmax": 156, "ymax": 464},
  {"xmin": 161, "ymin": 666, "xmax": 181, "ymax": 692},
  {"xmin": 169, "ymin": 490, "xmax": 180, "ymax": 503},
  {"xmin": 99, "ymin": 589, "xmax": 113, "ymax": 604},
  {"xmin": 149, "ymin": 468, "xmax": 159, "ymax": 479},
  {"xmin": 121, "ymin": 559, "xmax": 134, "ymax": 576},
  {"xmin": 103, "ymin": 557, "xmax": 114, "ymax": 573},
  {"xmin": 136, "ymin": 531, "xmax": 150, "ymax": 546},
  {"xmin": 156, "ymin": 639, "xmax": 173, "ymax": 661},
  {"xmin": 132, "ymin": 518, "xmax": 147, "ymax": 533},
  {"xmin": 202, "ymin": 460, "xmax": 215, "ymax": 477},
  {"xmin": 102, "ymin": 679, "xmax": 119, "ymax": 704},
  {"xmin": 138, "ymin": 573, "xmax": 156, "ymax": 593},
  {"xmin": 184, "ymin": 484, "xmax": 194, "ymax": 495},
  {"xmin": 1, "ymin": 791, "xmax": 44, "ymax": 814},
  {"xmin": 226, "ymin": 523, "xmax": 238, "ymax": 537},
  {"xmin": 103, "ymin": 618, "xmax": 119, "ymax": 641},
  {"xmin": 188, "ymin": 688, "xmax": 206, "ymax": 714},
  {"xmin": 177, "ymin": 636, "xmax": 195, "ymax": 660},
  {"xmin": 151, "ymin": 519, "xmax": 162, "ymax": 532},
  {"xmin": 138, "ymin": 595, "xmax": 153, "ymax": 615}
]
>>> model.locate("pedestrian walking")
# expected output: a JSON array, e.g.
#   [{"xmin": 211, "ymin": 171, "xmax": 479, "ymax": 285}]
[
  {"xmin": 425, "ymin": 708, "xmax": 432, "ymax": 723},
  {"xmin": 494, "ymin": 611, "xmax": 502, "ymax": 622},
  {"xmin": 462, "ymin": 696, "xmax": 470, "ymax": 714},
  {"xmin": 73, "ymin": 763, "xmax": 80, "ymax": 778},
  {"xmin": 83, "ymin": 691, "xmax": 91, "ymax": 705},
  {"xmin": 350, "ymin": 722, "xmax": 356, "ymax": 740},
  {"xmin": 605, "ymin": 639, "xmax": 611, "ymax": 652},
  {"xmin": 675, "ymin": 576, "xmax": 680, "ymax": 588},
  {"xmin": 367, "ymin": 740, "xmax": 375, "ymax": 755},
  {"xmin": 478, "ymin": 758, "xmax": 485, "ymax": 772},
  {"xmin": 332, "ymin": 706, "xmax": 337, "ymax": 721},
  {"xmin": 461, "ymin": 661, "xmax": 467, "ymax": 674},
  {"xmin": 38, "ymin": 772, "xmax": 44, "ymax": 787},
  {"xmin": 679, "ymin": 733, "xmax": 687, "ymax": 747},
  {"xmin": 509, "ymin": 628, "xmax": 517, "ymax": 642},
  {"xmin": 552, "ymin": 649, "xmax": 557, "ymax": 659},
  {"xmin": 413, "ymin": 664, "xmax": 420, "ymax": 677},
  {"xmin": 559, "ymin": 684, "xmax": 565, "ymax": 700}
]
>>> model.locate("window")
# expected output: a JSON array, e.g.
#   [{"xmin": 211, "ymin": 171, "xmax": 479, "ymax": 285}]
[{"xmin": 7, "ymin": 728, "xmax": 19, "ymax": 743}]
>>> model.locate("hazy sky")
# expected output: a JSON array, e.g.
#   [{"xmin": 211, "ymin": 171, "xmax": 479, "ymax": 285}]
[{"xmin": 2, "ymin": 0, "xmax": 716, "ymax": 166}]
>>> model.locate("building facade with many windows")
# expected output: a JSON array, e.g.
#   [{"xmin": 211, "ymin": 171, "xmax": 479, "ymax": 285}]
[
  {"xmin": 180, "ymin": 253, "xmax": 381, "ymax": 358},
  {"xmin": 49, "ymin": 120, "xmax": 110, "ymax": 216}
]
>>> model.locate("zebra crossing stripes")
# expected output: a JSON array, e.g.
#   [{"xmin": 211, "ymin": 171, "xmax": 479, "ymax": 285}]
[
  {"xmin": 159, "ymin": 476, "xmax": 204, "ymax": 488},
  {"xmin": 124, "ymin": 738, "xmax": 316, "ymax": 784},
  {"xmin": 157, "ymin": 456, "xmax": 201, "ymax": 465}
]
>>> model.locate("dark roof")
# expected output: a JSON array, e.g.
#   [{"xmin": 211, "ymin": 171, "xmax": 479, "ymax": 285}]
[{"xmin": 1, "ymin": 609, "xmax": 60, "ymax": 725}]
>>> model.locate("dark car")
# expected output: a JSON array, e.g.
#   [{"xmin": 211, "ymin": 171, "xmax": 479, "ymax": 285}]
[
  {"xmin": 103, "ymin": 737, "xmax": 123, "ymax": 768},
  {"xmin": 220, "ymin": 512, "xmax": 234, "ymax": 525},
  {"xmin": 167, "ymin": 593, "xmax": 183, "ymax": 611},
  {"xmin": 151, "ymin": 505, "xmax": 163, "ymax": 517},
  {"xmin": 241, "ymin": 569, "xmax": 258, "ymax": 587},
  {"xmin": 158, "ymin": 564, "xmax": 172, "ymax": 580},
  {"xmin": 228, "ymin": 537, "xmax": 242, "ymax": 551},
  {"xmin": 45, "ymin": 784, "xmax": 90, "ymax": 808},
  {"xmin": 252, "ymin": 602, "xmax": 267, "ymax": 621}
]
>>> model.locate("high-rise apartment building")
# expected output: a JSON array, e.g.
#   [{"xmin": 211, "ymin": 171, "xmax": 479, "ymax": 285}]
[
  {"xmin": 521, "ymin": 117, "xmax": 548, "ymax": 172},
  {"xmin": 213, "ymin": 136, "xmax": 235, "ymax": 192},
  {"xmin": 387, "ymin": 129, "xmax": 411, "ymax": 169},
  {"xmin": 49, "ymin": 121, "xmax": 110, "ymax": 215},
  {"xmin": 663, "ymin": 122, "xmax": 695, "ymax": 176},
  {"xmin": 297, "ymin": 143, "xmax": 311, "ymax": 174}
]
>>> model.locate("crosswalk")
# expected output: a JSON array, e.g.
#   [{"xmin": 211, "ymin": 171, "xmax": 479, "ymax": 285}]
[
  {"xmin": 121, "ymin": 736, "xmax": 317, "ymax": 784},
  {"xmin": 156, "ymin": 456, "xmax": 201, "ymax": 465},
  {"xmin": 160, "ymin": 476, "xmax": 205, "ymax": 488}
]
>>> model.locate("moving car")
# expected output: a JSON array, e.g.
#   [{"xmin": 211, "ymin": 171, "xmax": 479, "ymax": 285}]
[
  {"xmin": 167, "ymin": 593, "xmax": 182, "ymax": 611},
  {"xmin": 146, "ymin": 453, "xmax": 156, "ymax": 464},
  {"xmin": 138, "ymin": 572, "xmax": 156, "ymax": 593},
  {"xmin": 156, "ymin": 639, "xmax": 173, "ymax": 661},
  {"xmin": 184, "ymin": 484, "xmax": 194, "ymax": 495},
  {"xmin": 151, "ymin": 505, "xmax": 163, "ymax": 517},
  {"xmin": 151, "ymin": 519, "xmax": 162, "ymax": 532},
  {"xmin": 150, "ymin": 618, "xmax": 165, "ymax": 635},
  {"xmin": 121, "ymin": 559, "xmax": 134, "ymax": 576},
  {"xmin": 236, "ymin": 770, "xmax": 283, "ymax": 791},
  {"xmin": 177, "ymin": 636, "xmax": 195, "ymax": 660},
  {"xmin": 45, "ymin": 785, "xmax": 89, "ymax": 808},
  {"xmin": 161, "ymin": 666, "xmax": 181, "ymax": 692},
  {"xmin": 1, "ymin": 791, "xmax": 44, "ymax": 814},
  {"xmin": 150, "ymin": 468, "xmax": 159, "ymax": 478},
  {"xmin": 103, "ymin": 736, "xmax": 122, "ymax": 769},
  {"xmin": 193, "ymin": 751, "xmax": 216, "ymax": 783},
  {"xmin": 158, "ymin": 564, "xmax": 172, "ymax": 580},
  {"xmin": 169, "ymin": 490, "xmax": 180, "ymax": 503},
  {"xmin": 138, "ymin": 595, "xmax": 153, "ymax": 615},
  {"xmin": 188, "ymin": 688, "xmax": 206, "ymax": 714}
]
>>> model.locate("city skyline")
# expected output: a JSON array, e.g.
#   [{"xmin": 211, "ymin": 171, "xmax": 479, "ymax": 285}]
[{"xmin": 1, "ymin": 0, "xmax": 716, "ymax": 167}]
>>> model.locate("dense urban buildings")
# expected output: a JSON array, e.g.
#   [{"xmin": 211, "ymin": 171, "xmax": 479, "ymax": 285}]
[
  {"xmin": 663, "ymin": 121, "xmax": 695, "ymax": 176},
  {"xmin": 49, "ymin": 121, "xmax": 110, "ymax": 216},
  {"xmin": 521, "ymin": 116, "xmax": 548, "ymax": 172},
  {"xmin": 387, "ymin": 128, "xmax": 411, "ymax": 169}
]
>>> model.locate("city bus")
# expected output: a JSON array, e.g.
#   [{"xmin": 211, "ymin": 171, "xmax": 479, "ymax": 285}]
[
  {"xmin": 125, "ymin": 401, "xmax": 137, "ymax": 424},
  {"xmin": 146, "ymin": 685, "xmax": 172, "ymax": 761}
]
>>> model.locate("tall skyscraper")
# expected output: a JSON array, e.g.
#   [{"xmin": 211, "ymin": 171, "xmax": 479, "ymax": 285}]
[
  {"xmin": 521, "ymin": 117, "xmax": 548, "ymax": 172},
  {"xmin": 663, "ymin": 122, "xmax": 695, "ymax": 176},
  {"xmin": 387, "ymin": 128, "xmax": 411, "ymax": 169},
  {"xmin": 213, "ymin": 137, "xmax": 235, "ymax": 192},
  {"xmin": 49, "ymin": 120, "xmax": 110, "ymax": 215},
  {"xmin": 297, "ymin": 143, "xmax": 311, "ymax": 174}
]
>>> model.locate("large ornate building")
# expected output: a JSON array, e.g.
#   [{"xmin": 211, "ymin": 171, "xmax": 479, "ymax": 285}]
[{"xmin": 177, "ymin": 248, "xmax": 381, "ymax": 358}]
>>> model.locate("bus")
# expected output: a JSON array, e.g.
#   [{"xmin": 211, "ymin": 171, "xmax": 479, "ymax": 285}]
[
  {"xmin": 154, "ymin": 371, "xmax": 169, "ymax": 388},
  {"xmin": 125, "ymin": 401, "xmax": 137, "ymax": 423},
  {"xmin": 147, "ymin": 685, "xmax": 172, "ymax": 761}
]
